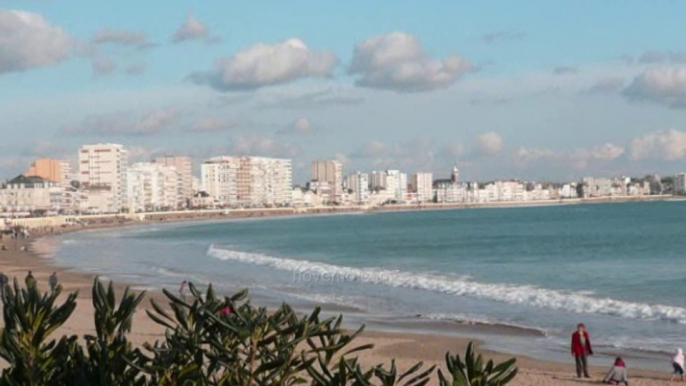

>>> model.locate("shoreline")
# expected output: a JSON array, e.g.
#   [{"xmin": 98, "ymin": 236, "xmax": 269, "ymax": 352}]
[{"xmin": 1, "ymin": 200, "xmax": 681, "ymax": 384}]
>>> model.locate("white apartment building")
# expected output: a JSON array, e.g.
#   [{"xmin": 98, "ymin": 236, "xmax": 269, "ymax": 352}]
[
  {"xmin": 78, "ymin": 143, "xmax": 128, "ymax": 213},
  {"xmin": 345, "ymin": 172, "xmax": 370, "ymax": 204},
  {"xmin": 201, "ymin": 156, "xmax": 292, "ymax": 207},
  {"xmin": 385, "ymin": 170, "xmax": 408, "ymax": 202},
  {"xmin": 0, "ymin": 176, "xmax": 63, "ymax": 213},
  {"xmin": 675, "ymin": 173, "xmax": 686, "ymax": 195},
  {"xmin": 154, "ymin": 156, "xmax": 193, "ymax": 207},
  {"xmin": 127, "ymin": 163, "xmax": 181, "ymax": 212},
  {"xmin": 369, "ymin": 171, "xmax": 388, "ymax": 191},
  {"xmin": 411, "ymin": 173, "xmax": 433, "ymax": 203},
  {"xmin": 311, "ymin": 160, "xmax": 343, "ymax": 204}
]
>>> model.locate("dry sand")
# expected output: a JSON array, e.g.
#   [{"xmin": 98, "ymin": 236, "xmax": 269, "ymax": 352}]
[{"xmin": 0, "ymin": 228, "xmax": 679, "ymax": 385}]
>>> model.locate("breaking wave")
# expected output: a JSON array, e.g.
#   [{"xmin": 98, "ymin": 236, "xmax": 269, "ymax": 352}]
[{"xmin": 207, "ymin": 245, "xmax": 686, "ymax": 323}]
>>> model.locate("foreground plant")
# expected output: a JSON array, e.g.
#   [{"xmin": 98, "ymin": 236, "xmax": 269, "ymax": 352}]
[{"xmin": 0, "ymin": 279, "xmax": 517, "ymax": 386}]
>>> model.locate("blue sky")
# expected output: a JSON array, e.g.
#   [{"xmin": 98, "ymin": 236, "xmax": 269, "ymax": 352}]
[{"xmin": 2, "ymin": 1, "xmax": 686, "ymax": 183}]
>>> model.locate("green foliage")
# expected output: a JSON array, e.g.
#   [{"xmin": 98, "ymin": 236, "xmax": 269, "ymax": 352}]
[
  {"xmin": 437, "ymin": 343, "xmax": 517, "ymax": 386},
  {"xmin": 0, "ymin": 279, "xmax": 78, "ymax": 386},
  {"xmin": 0, "ymin": 280, "xmax": 517, "ymax": 386}
]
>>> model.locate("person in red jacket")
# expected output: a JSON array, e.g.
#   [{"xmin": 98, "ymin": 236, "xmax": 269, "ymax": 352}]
[{"xmin": 571, "ymin": 323, "xmax": 593, "ymax": 378}]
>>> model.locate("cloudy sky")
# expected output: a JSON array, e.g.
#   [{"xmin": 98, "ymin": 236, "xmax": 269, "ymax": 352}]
[{"xmin": 2, "ymin": 1, "xmax": 686, "ymax": 183}]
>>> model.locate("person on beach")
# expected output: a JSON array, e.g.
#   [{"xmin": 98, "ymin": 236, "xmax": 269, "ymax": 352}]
[
  {"xmin": 49, "ymin": 272, "xmax": 58, "ymax": 292},
  {"xmin": 671, "ymin": 348, "xmax": 685, "ymax": 382},
  {"xmin": 0, "ymin": 271, "xmax": 8, "ymax": 298},
  {"xmin": 571, "ymin": 323, "xmax": 593, "ymax": 378},
  {"xmin": 179, "ymin": 280, "xmax": 187, "ymax": 300},
  {"xmin": 603, "ymin": 357, "xmax": 629, "ymax": 385},
  {"xmin": 25, "ymin": 271, "xmax": 36, "ymax": 289}
]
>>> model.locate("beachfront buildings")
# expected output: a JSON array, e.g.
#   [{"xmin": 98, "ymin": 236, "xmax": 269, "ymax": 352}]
[
  {"xmin": 25, "ymin": 158, "xmax": 72, "ymax": 187},
  {"xmin": 0, "ymin": 175, "xmax": 64, "ymax": 214},
  {"xmin": 78, "ymin": 143, "xmax": 128, "ymax": 213},
  {"xmin": 126, "ymin": 163, "xmax": 181, "ymax": 212},
  {"xmin": 345, "ymin": 172, "xmax": 370, "ymax": 204},
  {"xmin": 201, "ymin": 156, "xmax": 292, "ymax": 207},
  {"xmin": 310, "ymin": 160, "xmax": 343, "ymax": 204},
  {"xmin": 675, "ymin": 174, "xmax": 686, "ymax": 195},
  {"xmin": 154, "ymin": 156, "xmax": 193, "ymax": 207},
  {"xmin": 411, "ymin": 173, "xmax": 434, "ymax": 203}
]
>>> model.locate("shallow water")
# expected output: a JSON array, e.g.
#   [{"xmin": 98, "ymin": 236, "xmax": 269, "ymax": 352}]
[{"xmin": 47, "ymin": 201, "xmax": 686, "ymax": 370}]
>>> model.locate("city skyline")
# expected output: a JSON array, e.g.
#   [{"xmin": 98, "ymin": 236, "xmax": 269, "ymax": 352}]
[{"xmin": 3, "ymin": 2, "xmax": 686, "ymax": 183}]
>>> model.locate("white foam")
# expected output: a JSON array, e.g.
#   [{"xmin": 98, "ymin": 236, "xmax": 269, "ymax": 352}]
[{"xmin": 207, "ymin": 245, "xmax": 686, "ymax": 323}]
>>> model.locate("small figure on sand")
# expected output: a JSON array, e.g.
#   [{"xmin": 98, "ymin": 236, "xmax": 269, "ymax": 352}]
[
  {"xmin": 671, "ymin": 348, "xmax": 685, "ymax": 382},
  {"xmin": 603, "ymin": 357, "xmax": 629, "ymax": 385},
  {"xmin": 571, "ymin": 323, "xmax": 593, "ymax": 379},
  {"xmin": 0, "ymin": 271, "xmax": 8, "ymax": 298},
  {"xmin": 179, "ymin": 280, "xmax": 187, "ymax": 300},
  {"xmin": 25, "ymin": 271, "xmax": 36, "ymax": 289},
  {"xmin": 49, "ymin": 272, "xmax": 58, "ymax": 292}
]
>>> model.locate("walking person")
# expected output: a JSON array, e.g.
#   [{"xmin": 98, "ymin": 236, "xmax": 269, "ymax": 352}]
[
  {"xmin": 49, "ymin": 272, "xmax": 58, "ymax": 292},
  {"xmin": 0, "ymin": 271, "xmax": 8, "ymax": 299},
  {"xmin": 25, "ymin": 271, "xmax": 36, "ymax": 289},
  {"xmin": 179, "ymin": 280, "xmax": 187, "ymax": 301},
  {"xmin": 671, "ymin": 348, "xmax": 685, "ymax": 382},
  {"xmin": 571, "ymin": 323, "xmax": 594, "ymax": 379},
  {"xmin": 603, "ymin": 357, "xmax": 629, "ymax": 385}
]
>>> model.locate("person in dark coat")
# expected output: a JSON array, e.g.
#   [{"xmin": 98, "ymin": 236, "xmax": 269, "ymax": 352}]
[{"xmin": 571, "ymin": 323, "xmax": 593, "ymax": 378}]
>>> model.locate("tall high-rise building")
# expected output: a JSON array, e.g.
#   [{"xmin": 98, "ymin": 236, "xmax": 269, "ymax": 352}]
[
  {"xmin": 411, "ymin": 173, "xmax": 433, "ymax": 203},
  {"xmin": 385, "ymin": 170, "xmax": 408, "ymax": 202},
  {"xmin": 154, "ymin": 156, "xmax": 193, "ymax": 207},
  {"xmin": 201, "ymin": 156, "xmax": 292, "ymax": 207},
  {"xmin": 310, "ymin": 160, "xmax": 343, "ymax": 204},
  {"xmin": 127, "ymin": 162, "xmax": 181, "ymax": 212},
  {"xmin": 25, "ymin": 158, "xmax": 72, "ymax": 186},
  {"xmin": 345, "ymin": 172, "xmax": 369, "ymax": 204},
  {"xmin": 78, "ymin": 143, "xmax": 128, "ymax": 213}
]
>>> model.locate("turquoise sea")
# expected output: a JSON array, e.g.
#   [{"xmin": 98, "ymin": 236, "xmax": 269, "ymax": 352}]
[{"xmin": 47, "ymin": 201, "xmax": 686, "ymax": 369}]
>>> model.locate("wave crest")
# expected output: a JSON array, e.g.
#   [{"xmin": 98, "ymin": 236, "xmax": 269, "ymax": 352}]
[{"xmin": 207, "ymin": 245, "xmax": 686, "ymax": 323}]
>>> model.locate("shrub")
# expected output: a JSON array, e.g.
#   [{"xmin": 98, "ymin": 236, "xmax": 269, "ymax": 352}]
[{"xmin": 0, "ymin": 280, "xmax": 517, "ymax": 386}]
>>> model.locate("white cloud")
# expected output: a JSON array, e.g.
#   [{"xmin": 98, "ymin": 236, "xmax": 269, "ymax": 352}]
[
  {"xmin": 92, "ymin": 56, "xmax": 115, "ymax": 76},
  {"xmin": 186, "ymin": 117, "xmax": 237, "ymax": 133},
  {"xmin": 229, "ymin": 135, "xmax": 300, "ymax": 158},
  {"xmin": 92, "ymin": 29, "xmax": 152, "ymax": 50},
  {"xmin": 172, "ymin": 13, "xmax": 211, "ymax": 43},
  {"xmin": 349, "ymin": 32, "xmax": 472, "ymax": 92},
  {"xmin": 475, "ymin": 132, "xmax": 503, "ymax": 156},
  {"xmin": 350, "ymin": 138, "xmax": 436, "ymax": 171},
  {"xmin": 629, "ymin": 129, "xmax": 686, "ymax": 161},
  {"xmin": 191, "ymin": 38, "xmax": 338, "ymax": 91},
  {"xmin": 0, "ymin": 10, "xmax": 71, "ymax": 74},
  {"xmin": 583, "ymin": 77, "xmax": 625, "ymax": 95},
  {"xmin": 515, "ymin": 147, "xmax": 554, "ymax": 164},
  {"xmin": 623, "ymin": 67, "xmax": 686, "ymax": 108},
  {"xmin": 278, "ymin": 117, "xmax": 315, "ymax": 135},
  {"xmin": 61, "ymin": 107, "xmax": 181, "ymax": 136},
  {"xmin": 569, "ymin": 143, "xmax": 624, "ymax": 169}
]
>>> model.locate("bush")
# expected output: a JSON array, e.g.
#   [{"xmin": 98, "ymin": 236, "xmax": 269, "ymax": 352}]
[{"xmin": 0, "ymin": 280, "xmax": 517, "ymax": 386}]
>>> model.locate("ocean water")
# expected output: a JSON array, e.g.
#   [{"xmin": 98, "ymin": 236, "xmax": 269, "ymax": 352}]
[{"xmin": 47, "ymin": 201, "xmax": 686, "ymax": 369}]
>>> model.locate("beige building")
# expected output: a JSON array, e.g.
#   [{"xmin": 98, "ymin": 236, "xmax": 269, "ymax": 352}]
[
  {"xmin": 78, "ymin": 143, "xmax": 128, "ymax": 213},
  {"xmin": 154, "ymin": 156, "xmax": 193, "ymax": 207},
  {"xmin": 25, "ymin": 158, "xmax": 72, "ymax": 186},
  {"xmin": 310, "ymin": 160, "xmax": 343, "ymax": 204},
  {"xmin": 201, "ymin": 156, "xmax": 292, "ymax": 207}
]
